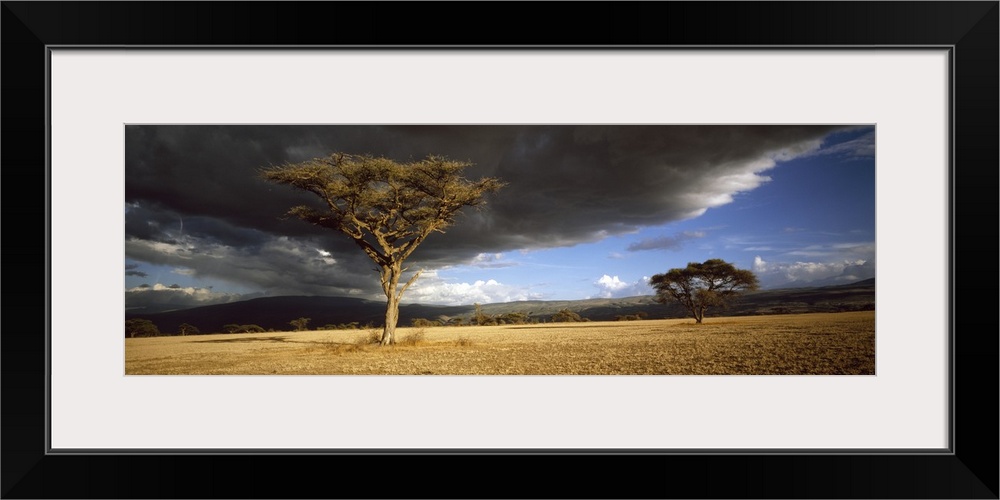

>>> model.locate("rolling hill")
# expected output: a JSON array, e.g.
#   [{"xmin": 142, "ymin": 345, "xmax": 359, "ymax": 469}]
[{"xmin": 125, "ymin": 278, "xmax": 875, "ymax": 335}]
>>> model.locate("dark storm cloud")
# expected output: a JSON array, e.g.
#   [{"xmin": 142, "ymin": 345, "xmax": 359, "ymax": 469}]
[
  {"xmin": 407, "ymin": 125, "xmax": 847, "ymax": 263},
  {"xmin": 124, "ymin": 263, "xmax": 148, "ymax": 278},
  {"xmin": 124, "ymin": 233, "xmax": 386, "ymax": 297},
  {"xmin": 126, "ymin": 201, "xmax": 275, "ymax": 249},
  {"xmin": 125, "ymin": 125, "xmax": 855, "ymax": 295}
]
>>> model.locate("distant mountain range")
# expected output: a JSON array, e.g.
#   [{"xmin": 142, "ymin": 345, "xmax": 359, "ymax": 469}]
[{"xmin": 125, "ymin": 278, "xmax": 874, "ymax": 335}]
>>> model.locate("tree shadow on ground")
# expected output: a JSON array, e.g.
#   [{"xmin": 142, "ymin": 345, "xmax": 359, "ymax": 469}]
[
  {"xmin": 507, "ymin": 325, "xmax": 615, "ymax": 330},
  {"xmin": 189, "ymin": 336, "xmax": 362, "ymax": 346},
  {"xmin": 192, "ymin": 336, "xmax": 291, "ymax": 344}
]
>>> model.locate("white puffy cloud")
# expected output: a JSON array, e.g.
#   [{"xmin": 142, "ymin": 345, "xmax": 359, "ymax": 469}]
[
  {"xmin": 751, "ymin": 238, "xmax": 876, "ymax": 288},
  {"xmin": 402, "ymin": 271, "xmax": 542, "ymax": 306},
  {"xmin": 753, "ymin": 255, "xmax": 768, "ymax": 272},
  {"xmin": 592, "ymin": 275, "xmax": 653, "ymax": 298},
  {"xmin": 753, "ymin": 255, "xmax": 875, "ymax": 288},
  {"xmin": 597, "ymin": 275, "xmax": 629, "ymax": 291}
]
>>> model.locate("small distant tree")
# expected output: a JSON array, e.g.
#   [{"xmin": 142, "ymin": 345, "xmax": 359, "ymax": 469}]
[
  {"xmin": 551, "ymin": 309, "xmax": 583, "ymax": 323},
  {"xmin": 499, "ymin": 312, "xmax": 529, "ymax": 325},
  {"xmin": 177, "ymin": 323, "xmax": 200, "ymax": 336},
  {"xmin": 650, "ymin": 259, "xmax": 759, "ymax": 324},
  {"xmin": 125, "ymin": 318, "xmax": 159, "ymax": 338},
  {"xmin": 473, "ymin": 303, "xmax": 488, "ymax": 325},
  {"xmin": 223, "ymin": 324, "xmax": 266, "ymax": 333},
  {"xmin": 262, "ymin": 153, "xmax": 505, "ymax": 345},
  {"xmin": 289, "ymin": 317, "xmax": 311, "ymax": 331},
  {"xmin": 411, "ymin": 318, "xmax": 439, "ymax": 327}
]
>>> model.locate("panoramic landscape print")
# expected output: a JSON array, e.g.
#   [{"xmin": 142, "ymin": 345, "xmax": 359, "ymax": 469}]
[{"xmin": 125, "ymin": 125, "xmax": 875, "ymax": 375}]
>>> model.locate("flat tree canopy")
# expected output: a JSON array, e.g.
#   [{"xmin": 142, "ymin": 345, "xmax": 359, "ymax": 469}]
[
  {"xmin": 125, "ymin": 318, "xmax": 160, "ymax": 338},
  {"xmin": 650, "ymin": 259, "xmax": 759, "ymax": 323},
  {"xmin": 262, "ymin": 153, "xmax": 504, "ymax": 345}
]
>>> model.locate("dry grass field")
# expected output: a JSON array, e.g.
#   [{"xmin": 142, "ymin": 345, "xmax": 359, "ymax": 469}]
[{"xmin": 125, "ymin": 311, "xmax": 875, "ymax": 375}]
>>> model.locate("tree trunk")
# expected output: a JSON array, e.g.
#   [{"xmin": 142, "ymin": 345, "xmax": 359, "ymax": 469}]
[
  {"xmin": 694, "ymin": 307, "xmax": 704, "ymax": 324},
  {"xmin": 379, "ymin": 262, "xmax": 404, "ymax": 346},
  {"xmin": 381, "ymin": 293, "xmax": 400, "ymax": 345},
  {"xmin": 378, "ymin": 261, "xmax": 423, "ymax": 346},
  {"xmin": 687, "ymin": 305, "xmax": 703, "ymax": 324}
]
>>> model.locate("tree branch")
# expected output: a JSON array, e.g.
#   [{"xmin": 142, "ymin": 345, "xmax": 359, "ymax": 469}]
[{"xmin": 399, "ymin": 269, "xmax": 424, "ymax": 296}]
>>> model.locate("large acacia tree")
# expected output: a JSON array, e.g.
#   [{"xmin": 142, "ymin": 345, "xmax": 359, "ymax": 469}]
[
  {"xmin": 262, "ymin": 153, "xmax": 505, "ymax": 345},
  {"xmin": 650, "ymin": 259, "xmax": 759, "ymax": 324}
]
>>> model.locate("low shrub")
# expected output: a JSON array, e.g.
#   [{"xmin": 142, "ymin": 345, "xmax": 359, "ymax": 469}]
[{"xmin": 397, "ymin": 329, "xmax": 427, "ymax": 347}]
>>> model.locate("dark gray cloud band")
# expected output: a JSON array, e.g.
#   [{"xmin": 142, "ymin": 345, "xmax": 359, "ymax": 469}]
[
  {"xmin": 126, "ymin": 125, "xmax": 855, "ymax": 296},
  {"xmin": 627, "ymin": 231, "xmax": 706, "ymax": 252}
]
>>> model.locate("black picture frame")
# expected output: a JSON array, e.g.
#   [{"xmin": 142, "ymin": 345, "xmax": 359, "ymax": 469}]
[{"xmin": 3, "ymin": 2, "xmax": 997, "ymax": 498}]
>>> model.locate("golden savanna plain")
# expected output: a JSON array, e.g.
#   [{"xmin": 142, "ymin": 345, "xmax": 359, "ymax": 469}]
[{"xmin": 125, "ymin": 311, "xmax": 875, "ymax": 375}]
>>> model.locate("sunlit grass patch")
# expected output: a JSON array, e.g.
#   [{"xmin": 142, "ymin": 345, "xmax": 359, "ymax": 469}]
[{"xmin": 126, "ymin": 311, "xmax": 875, "ymax": 375}]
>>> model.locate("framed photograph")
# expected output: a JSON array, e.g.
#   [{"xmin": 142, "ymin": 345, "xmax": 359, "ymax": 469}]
[{"xmin": 5, "ymin": 2, "xmax": 996, "ymax": 498}]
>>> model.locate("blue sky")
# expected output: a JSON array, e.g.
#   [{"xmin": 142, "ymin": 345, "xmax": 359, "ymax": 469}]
[{"xmin": 125, "ymin": 125, "xmax": 875, "ymax": 310}]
